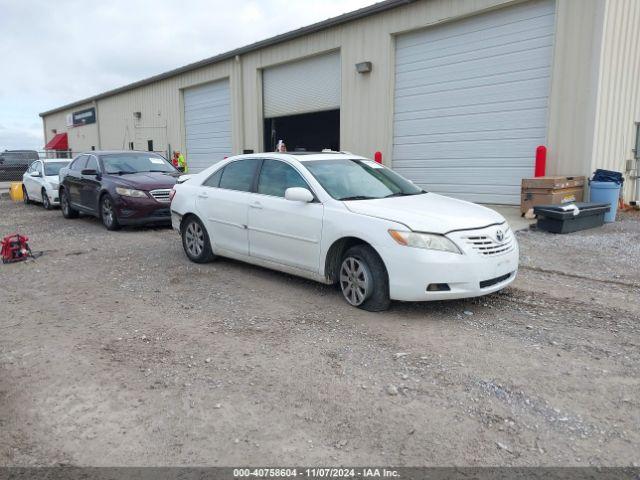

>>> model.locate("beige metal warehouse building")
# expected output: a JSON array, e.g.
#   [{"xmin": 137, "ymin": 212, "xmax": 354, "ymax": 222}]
[{"xmin": 40, "ymin": 0, "xmax": 640, "ymax": 204}]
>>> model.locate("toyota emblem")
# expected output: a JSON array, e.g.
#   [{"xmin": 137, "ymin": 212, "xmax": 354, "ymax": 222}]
[{"xmin": 496, "ymin": 229, "xmax": 504, "ymax": 242}]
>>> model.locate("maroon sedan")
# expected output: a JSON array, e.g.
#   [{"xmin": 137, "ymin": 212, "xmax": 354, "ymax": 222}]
[{"xmin": 59, "ymin": 151, "xmax": 181, "ymax": 230}]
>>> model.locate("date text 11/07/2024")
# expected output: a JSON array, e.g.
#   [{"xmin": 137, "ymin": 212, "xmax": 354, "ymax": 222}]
[{"xmin": 233, "ymin": 468, "xmax": 400, "ymax": 478}]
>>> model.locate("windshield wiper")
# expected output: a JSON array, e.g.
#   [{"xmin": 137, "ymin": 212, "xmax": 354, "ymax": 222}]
[
  {"xmin": 108, "ymin": 170, "xmax": 136, "ymax": 175},
  {"xmin": 383, "ymin": 191, "xmax": 426, "ymax": 198},
  {"xmin": 338, "ymin": 195, "xmax": 378, "ymax": 201}
]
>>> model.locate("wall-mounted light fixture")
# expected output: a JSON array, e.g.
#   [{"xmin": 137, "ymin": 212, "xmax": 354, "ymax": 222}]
[
  {"xmin": 133, "ymin": 111, "xmax": 142, "ymax": 119},
  {"xmin": 355, "ymin": 61, "xmax": 372, "ymax": 74}
]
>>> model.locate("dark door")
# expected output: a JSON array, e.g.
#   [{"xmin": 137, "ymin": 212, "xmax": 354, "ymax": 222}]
[
  {"xmin": 80, "ymin": 154, "xmax": 102, "ymax": 213},
  {"xmin": 67, "ymin": 155, "xmax": 88, "ymax": 205}
]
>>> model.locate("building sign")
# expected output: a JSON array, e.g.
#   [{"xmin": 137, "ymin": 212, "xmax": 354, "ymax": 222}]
[{"xmin": 72, "ymin": 107, "xmax": 96, "ymax": 126}]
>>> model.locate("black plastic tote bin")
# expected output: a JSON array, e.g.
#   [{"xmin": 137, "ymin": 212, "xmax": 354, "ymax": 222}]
[{"xmin": 533, "ymin": 202, "xmax": 610, "ymax": 234}]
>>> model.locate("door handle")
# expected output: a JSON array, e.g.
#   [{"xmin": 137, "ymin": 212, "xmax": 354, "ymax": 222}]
[
  {"xmin": 198, "ymin": 192, "xmax": 209, "ymax": 199},
  {"xmin": 249, "ymin": 202, "xmax": 262, "ymax": 209}
]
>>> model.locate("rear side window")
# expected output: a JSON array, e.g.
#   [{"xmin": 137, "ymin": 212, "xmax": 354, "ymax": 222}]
[
  {"xmin": 203, "ymin": 168, "xmax": 223, "ymax": 188},
  {"xmin": 257, "ymin": 160, "xmax": 309, "ymax": 198},
  {"xmin": 218, "ymin": 159, "xmax": 260, "ymax": 192}
]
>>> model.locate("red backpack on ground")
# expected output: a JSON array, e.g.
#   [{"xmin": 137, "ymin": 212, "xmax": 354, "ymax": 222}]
[{"xmin": 1, "ymin": 233, "xmax": 33, "ymax": 264}]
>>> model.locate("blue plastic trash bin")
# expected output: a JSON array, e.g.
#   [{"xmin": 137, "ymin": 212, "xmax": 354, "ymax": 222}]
[{"xmin": 589, "ymin": 181, "xmax": 620, "ymax": 222}]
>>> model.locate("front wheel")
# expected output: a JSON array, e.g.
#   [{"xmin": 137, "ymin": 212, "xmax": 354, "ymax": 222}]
[
  {"xmin": 42, "ymin": 189, "xmax": 52, "ymax": 210},
  {"xmin": 22, "ymin": 185, "xmax": 31, "ymax": 204},
  {"xmin": 60, "ymin": 189, "xmax": 79, "ymax": 218},
  {"xmin": 181, "ymin": 216, "xmax": 215, "ymax": 263},
  {"xmin": 100, "ymin": 195, "xmax": 121, "ymax": 231},
  {"xmin": 339, "ymin": 245, "xmax": 390, "ymax": 311}
]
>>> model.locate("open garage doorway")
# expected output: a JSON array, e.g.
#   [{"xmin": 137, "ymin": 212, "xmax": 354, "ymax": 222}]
[{"xmin": 264, "ymin": 109, "xmax": 339, "ymax": 152}]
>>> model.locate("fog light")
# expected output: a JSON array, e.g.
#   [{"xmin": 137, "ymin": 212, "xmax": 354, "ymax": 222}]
[{"xmin": 427, "ymin": 283, "xmax": 450, "ymax": 292}]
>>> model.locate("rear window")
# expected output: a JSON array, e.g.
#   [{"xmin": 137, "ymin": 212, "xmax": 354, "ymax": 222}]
[{"xmin": 44, "ymin": 162, "xmax": 70, "ymax": 176}]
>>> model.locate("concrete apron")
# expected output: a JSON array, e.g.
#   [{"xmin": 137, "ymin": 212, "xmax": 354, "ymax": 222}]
[{"xmin": 484, "ymin": 204, "xmax": 534, "ymax": 232}]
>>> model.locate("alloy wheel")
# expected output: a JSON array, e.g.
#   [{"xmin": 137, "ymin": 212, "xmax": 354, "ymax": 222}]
[
  {"xmin": 339, "ymin": 256, "xmax": 371, "ymax": 306},
  {"xmin": 42, "ymin": 191, "xmax": 50, "ymax": 209},
  {"xmin": 61, "ymin": 192, "xmax": 69, "ymax": 214},
  {"xmin": 102, "ymin": 197, "xmax": 114, "ymax": 226},
  {"xmin": 185, "ymin": 221, "xmax": 204, "ymax": 258}
]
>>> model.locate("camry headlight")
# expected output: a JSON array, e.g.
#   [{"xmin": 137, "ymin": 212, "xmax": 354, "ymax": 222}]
[
  {"xmin": 116, "ymin": 187, "xmax": 147, "ymax": 198},
  {"xmin": 388, "ymin": 230, "xmax": 462, "ymax": 254}
]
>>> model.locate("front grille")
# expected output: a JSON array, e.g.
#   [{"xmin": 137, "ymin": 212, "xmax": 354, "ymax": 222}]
[
  {"xmin": 480, "ymin": 272, "xmax": 512, "ymax": 289},
  {"xmin": 149, "ymin": 189, "xmax": 171, "ymax": 203},
  {"xmin": 464, "ymin": 228, "xmax": 515, "ymax": 256}
]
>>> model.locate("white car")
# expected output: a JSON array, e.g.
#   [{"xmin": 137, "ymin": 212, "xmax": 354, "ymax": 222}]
[
  {"xmin": 22, "ymin": 158, "xmax": 71, "ymax": 209},
  {"xmin": 170, "ymin": 152, "xmax": 518, "ymax": 311}
]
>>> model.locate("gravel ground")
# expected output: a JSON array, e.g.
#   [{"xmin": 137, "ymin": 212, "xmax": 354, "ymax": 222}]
[{"xmin": 0, "ymin": 199, "xmax": 638, "ymax": 467}]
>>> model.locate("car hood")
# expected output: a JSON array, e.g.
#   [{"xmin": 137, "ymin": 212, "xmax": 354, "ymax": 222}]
[
  {"xmin": 343, "ymin": 192, "xmax": 506, "ymax": 234},
  {"xmin": 107, "ymin": 172, "xmax": 178, "ymax": 190}
]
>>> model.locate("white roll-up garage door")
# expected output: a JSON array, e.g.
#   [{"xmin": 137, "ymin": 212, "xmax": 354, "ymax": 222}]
[
  {"xmin": 263, "ymin": 52, "xmax": 341, "ymax": 118},
  {"xmin": 392, "ymin": 0, "xmax": 555, "ymax": 204},
  {"xmin": 183, "ymin": 79, "xmax": 231, "ymax": 172}
]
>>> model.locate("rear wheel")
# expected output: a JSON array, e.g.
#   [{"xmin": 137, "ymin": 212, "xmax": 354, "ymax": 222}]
[
  {"xmin": 22, "ymin": 185, "xmax": 31, "ymax": 204},
  {"xmin": 340, "ymin": 245, "xmax": 390, "ymax": 311},
  {"xmin": 181, "ymin": 216, "xmax": 215, "ymax": 263},
  {"xmin": 42, "ymin": 189, "xmax": 52, "ymax": 210},
  {"xmin": 60, "ymin": 188, "xmax": 79, "ymax": 218},
  {"xmin": 100, "ymin": 195, "xmax": 120, "ymax": 231}
]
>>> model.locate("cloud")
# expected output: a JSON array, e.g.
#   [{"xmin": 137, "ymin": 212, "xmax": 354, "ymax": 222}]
[{"xmin": 0, "ymin": 0, "xmax": 375, "ymax": 151}]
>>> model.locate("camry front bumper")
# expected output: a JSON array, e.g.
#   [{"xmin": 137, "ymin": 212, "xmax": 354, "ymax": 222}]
[{"xmin": 379, "ymin": 226, "xmax": 519, "ymax": 302}]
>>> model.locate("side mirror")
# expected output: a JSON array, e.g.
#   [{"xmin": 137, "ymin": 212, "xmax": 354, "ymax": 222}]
[
  {"xmin": 81, "ymin": 169, "xmax": 98, "ymax": 176},
  {"xmin": 30, "ymin": 171, "xmax": 42, "ymax": 177},
  {"xmin": 284, "ymin": 187, "xmax": 314, "ymax": 203}
]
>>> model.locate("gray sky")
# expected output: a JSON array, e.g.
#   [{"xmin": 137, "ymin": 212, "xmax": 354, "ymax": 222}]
[{"xmin": 0, "ymin": 0, "xmax": 375, "ymax": 151}]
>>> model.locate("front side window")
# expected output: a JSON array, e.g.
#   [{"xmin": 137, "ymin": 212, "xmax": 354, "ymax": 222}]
[
  {"xmin": 85, "ymin": 156, "xmax": 98, "ymax": 172},
  {"xmin": 101, "ymin": 153, "xmax": 175, "ymax": 174},
  {"xmin": 71, "ymin": 155, "xmax": 88, "ymax": 171},
  {"xmin": 257, "ymin": 160, "xmax": 309, "ymax": 198},
  {"xmin": 44, "ymin": 162, "xmax": 70, "ymax": 176},
  {"xmin": 218, "ymin": 159, "xmax": 260, "ymax": 192},
  {"xmin": 302, "ymin": 159, "xmax": 423, "ymax": 200}
]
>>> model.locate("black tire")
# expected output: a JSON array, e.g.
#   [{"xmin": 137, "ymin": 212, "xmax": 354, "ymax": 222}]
[
  {"xmin": 60, "ymin": 188, "xmax": 79, "ymax": 219},
  {"xmin": 181, "ymin": 216, "xmax": 215, "ymax": 263},
  {"xmin": 100, "ymin": 194, "xmax": 121, "ymax": 231},
  {"xmin": 22, "ymin": 185, "xmax": 31, "ymax": 204},
  {"xmin": 42, "ymin": 189, "xmax": 52, "ymax": 210},
  {"xmin": 339, "ymin": 245, "xmax": 390, "ymax": 311}
]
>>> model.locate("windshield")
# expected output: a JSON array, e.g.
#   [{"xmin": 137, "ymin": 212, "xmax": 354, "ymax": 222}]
[
  {"xmin": 44, "ymin": 162, "xmax": 70, "ymax": 176},
  {"xmin": 302, "ymin": 159, "xmax": 424, "ymax": 200},
  {"xmin": 101, "ymin": 153, "xmax": 176, "ymax": 174}
]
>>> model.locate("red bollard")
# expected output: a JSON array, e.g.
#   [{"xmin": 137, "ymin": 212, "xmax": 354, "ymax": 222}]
[
  {"xmin": 374, "ymin": 151, "xmax": 382, "ymax": 164},
  {"xmin": 535, "ymin": 145, "xmax": 547, "ymax": 177}
]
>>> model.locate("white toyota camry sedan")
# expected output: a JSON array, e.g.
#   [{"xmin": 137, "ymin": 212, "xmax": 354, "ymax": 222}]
[{"xmin": 170, "ymin": 152, "xmax": 518, "ymax": 311}]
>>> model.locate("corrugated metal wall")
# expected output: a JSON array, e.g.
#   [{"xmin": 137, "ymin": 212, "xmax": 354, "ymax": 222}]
[
  {"xmin": 41, "ymin": 0, "xmax": 639, "ymax": 200},
  {"xmin": 591, "ymin": 0, "xmax": 640, "ymax": 200}
]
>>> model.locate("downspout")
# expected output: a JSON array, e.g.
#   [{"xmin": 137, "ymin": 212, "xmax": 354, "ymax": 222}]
[{"xmin": 93, "ymin": 100, "xmax": 102, "ymax": 149}]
